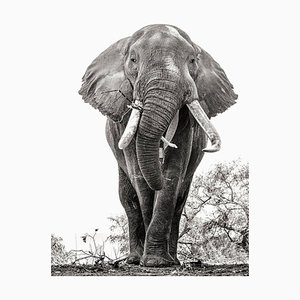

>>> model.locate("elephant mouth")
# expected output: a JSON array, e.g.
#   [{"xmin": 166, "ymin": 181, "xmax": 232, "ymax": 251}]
[{"xmin": 118, "ymin": 99, "xmax": 221, "ymax": 153}]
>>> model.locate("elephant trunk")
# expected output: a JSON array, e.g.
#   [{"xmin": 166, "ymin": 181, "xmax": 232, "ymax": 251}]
[{"xmin": 136, "ymin": 71, "xmax": 182, "ymax": 190}]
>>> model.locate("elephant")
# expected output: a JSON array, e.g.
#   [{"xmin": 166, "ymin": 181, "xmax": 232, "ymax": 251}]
[{"xmin": 79, "ymin": 24, "xmax": 237, "ymax": 267}]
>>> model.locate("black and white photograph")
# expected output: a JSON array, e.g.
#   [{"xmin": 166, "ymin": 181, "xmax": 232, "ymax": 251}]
[
  {"xmin": 1, "ymin": 0, "xmax": 299, "ymax": 298},
  {"xmin": 52, "ymin": 23, "xmax": 248, "ymax": 276}
]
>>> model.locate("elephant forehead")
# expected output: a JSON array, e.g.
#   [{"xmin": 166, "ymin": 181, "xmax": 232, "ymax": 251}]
[
  {"xmin": 146, "ymin": 26, "xmax": 188, "ymax": 44},
  {"xmin": 131, "ymin": 25, "xmax": 195, "ymax": 58},
  {"xmin": 142, "ymin": 34, "xmax": 191, "ymax": 54},
  {"xmin": 165, "ymin": 25, "xmax": 189, "ymax": 43},
  {"xmin": 148, "ymin": 31, "xmax": 164, "ymax": 42}
]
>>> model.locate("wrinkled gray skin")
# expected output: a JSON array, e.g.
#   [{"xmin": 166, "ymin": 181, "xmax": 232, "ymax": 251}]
[{"xmin": 79, "ymin": 24, "xmax": 237, "ymax": 267}]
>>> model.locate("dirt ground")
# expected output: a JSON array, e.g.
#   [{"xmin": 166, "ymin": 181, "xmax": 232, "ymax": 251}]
[{"xmin": 51, "ymin": 262, "xmax": 249, "ymax": 276}]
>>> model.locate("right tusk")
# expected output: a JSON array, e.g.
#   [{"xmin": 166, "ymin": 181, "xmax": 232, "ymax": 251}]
[
  {"xmin": 118, "ymin": 101, "xmax": 142, "ymax": 150},
  {"xmin": 187, "ymin": 100, "xmax": 221, "ymax": 153},
  {"xmin": 163, "ymin": 111, "xmax": 179, "ymax": 150},
  {"xmin": 161, "ymin": 136, "xmax": 178, "ymax": 148}
]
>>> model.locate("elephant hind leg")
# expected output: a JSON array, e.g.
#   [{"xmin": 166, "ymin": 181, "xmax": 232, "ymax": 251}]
[{"xmin": 118, "ymin": 167, "xmax": 145, "ymax": 264}]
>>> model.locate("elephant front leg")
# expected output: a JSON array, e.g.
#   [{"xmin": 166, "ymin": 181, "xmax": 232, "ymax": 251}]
[
  {"xmin": 118, "ymin": 167, "xmax": 145, "ymax": 264},
  {"xmin": 141, "ymin": 175, "xmax": 181, "ymax": 267},
  {"xmin": 169, "ymin": 182, "xmax": 192, "ymax": 265}
]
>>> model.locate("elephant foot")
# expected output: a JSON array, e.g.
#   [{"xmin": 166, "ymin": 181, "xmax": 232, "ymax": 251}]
[
  {"xmin": 126, "ymin": 252, "xmax": 142, "ymax": 265},
  {"xmin": 141, "ymin": 254, "xmax": 175, "ymax": 267}
]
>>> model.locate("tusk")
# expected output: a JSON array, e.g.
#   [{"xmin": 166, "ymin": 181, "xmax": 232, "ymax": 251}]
[
  {"xmin": 187, "ymin": 100, "xmax": 221, "ymax": 152},
  {"xmin": 118, "ymin": 101, "xmax": 142, "ymax": 150},
  {"xmin": 161, "ymin": 136, "xmax": 178, "ymax": 148},
  {"xmin": 163, "ymin": 111, "xmax": 179, "ymax": 150}
]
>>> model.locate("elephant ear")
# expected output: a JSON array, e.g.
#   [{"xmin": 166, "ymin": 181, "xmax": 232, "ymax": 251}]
[
  {"xmin": 79, "ymin": 37, "xmax": 133, "ymax": 122},
  {"xmin": 194, "ymin": 45, "xmax": 238, "ymax": 117}
]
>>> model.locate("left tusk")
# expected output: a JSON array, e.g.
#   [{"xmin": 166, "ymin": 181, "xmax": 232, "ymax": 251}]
[
  {"xmin": 187, "ymin": 100, "xmax": 221, "ymax": 152},
  {"xmin": 118, "ymin": 101, "xmax": 142, "ymax": 150}
]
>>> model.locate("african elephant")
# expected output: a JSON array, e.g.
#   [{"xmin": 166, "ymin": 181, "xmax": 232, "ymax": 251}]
[{"xmin": 79, "ymin": 24, "xmax": 237, "ymax": 267}]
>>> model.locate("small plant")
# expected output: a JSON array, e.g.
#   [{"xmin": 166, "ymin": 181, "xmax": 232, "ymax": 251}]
[
  {"xmin": 68, "ymin": 229, "xmax": 107, "ymax": 265},
  {"xmin": 69, "ymin": 229, "xmax": 127, "ymax": 266}
]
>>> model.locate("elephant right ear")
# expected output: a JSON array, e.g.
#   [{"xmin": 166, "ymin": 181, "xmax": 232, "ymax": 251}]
[{"xmin": 79, "ymin": 37, "xmax": 133, "ymax": 122}]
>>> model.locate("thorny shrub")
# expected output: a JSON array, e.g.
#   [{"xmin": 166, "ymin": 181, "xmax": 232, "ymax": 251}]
[{"xmin": 51, "ymin": 234, "xmax": 74, "ymax": 265}]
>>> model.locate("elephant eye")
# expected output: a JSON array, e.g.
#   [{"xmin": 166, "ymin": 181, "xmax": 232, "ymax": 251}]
[
  {"xmin": 189, "ymin": 58, "xmax": 195, "ymax": 64},
  {"xmin": 130, "ymin": 57, "xmax": 137, "ymax": 63}
]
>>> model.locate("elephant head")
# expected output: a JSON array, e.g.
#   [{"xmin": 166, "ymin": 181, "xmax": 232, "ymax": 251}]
[{"xmin": 79, "ymin": 24, "xmax": 237, "ymax": 191}]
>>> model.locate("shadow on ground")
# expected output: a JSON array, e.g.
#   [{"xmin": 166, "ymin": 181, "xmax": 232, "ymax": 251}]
[{"xmin": 51, "ymin": 262, "xmax": 249, "ymax": 276}]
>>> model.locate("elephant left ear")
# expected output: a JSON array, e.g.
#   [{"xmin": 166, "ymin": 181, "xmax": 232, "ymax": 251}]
[{"xmin": 194, "ymin": 45, "xmax": 238, "ymax": 117}]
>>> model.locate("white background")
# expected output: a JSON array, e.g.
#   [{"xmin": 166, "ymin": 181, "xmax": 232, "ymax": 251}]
[{"xmin": 0, "ymin": 0, "xmax": 299, "ymax": 299}]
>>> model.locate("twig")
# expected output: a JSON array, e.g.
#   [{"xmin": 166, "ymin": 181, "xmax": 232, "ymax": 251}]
[
  {"xmin": 72, "ymin": 255, "xmax": 102, "ymax": 264},
  {"xmin": 70, "ymin": 249, "xmax": 92, "ymax": 256}
]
